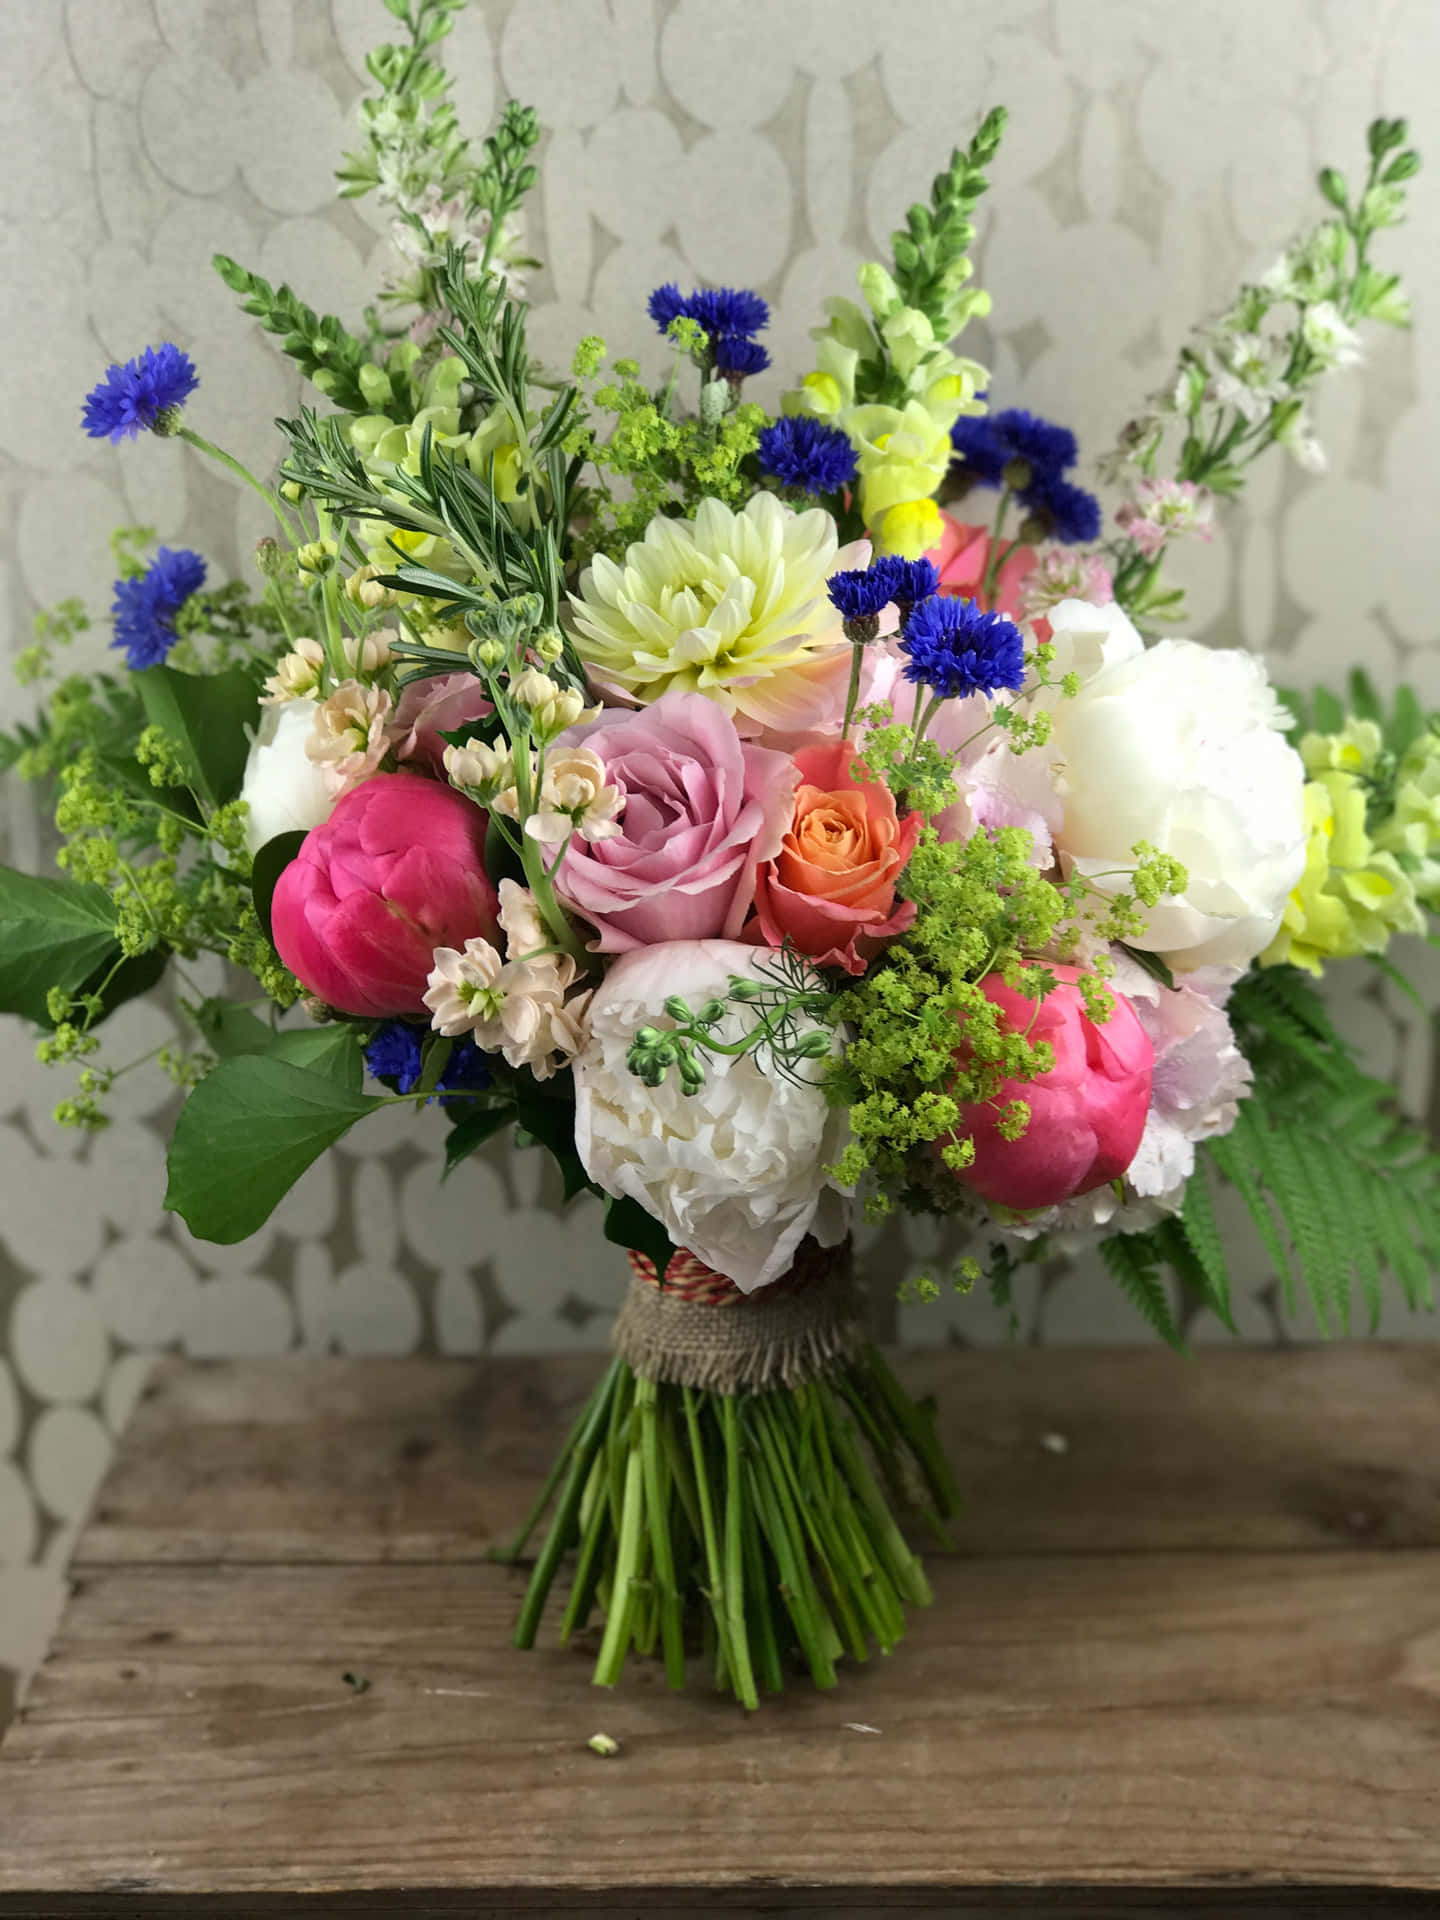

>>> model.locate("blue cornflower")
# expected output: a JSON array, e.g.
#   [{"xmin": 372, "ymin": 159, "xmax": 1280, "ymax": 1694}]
[
  {"xmin": 82, "ymin": 343, "xmax": 198, "ymax": 442},
  {"xmin": 876, "ymin": 554, "xmax": 940, "ymax": 609},
  {"xmin": 901, "ymin": 595, "xmax": 1026, "ymax": 701},
  {"xmin": 647, "ymin": 283, "xmax": 770, "ymax": 361},
  {"xmin": 1019, "ymin": 475, "xmax": 1102, "ymax": 545},
  {"xmin": 647, "ymin": 283, "xmax": 688, "ymax": 332},
  {"xmin": 950, "ymin": 407, "xmax": 1079, "ymax": 489},
  {"xmin": 713, "ymin": 334, "xmax": 770, "ymax": 378},
  {"xmin": 827, "ymin": 562, "xmax": 896, "ymax": 623},
  {"xmin": 689, "ymin": 287, "xmax": 769, "ymax": 339},
  {"xmin": 759, "ymin": 417, "xmax": 857, "ymax": 495},
  {"xmin": 110, "ymin": 547, "xmax": 207, "ymax": 669},
  {"xmin": 364, "ymin": 1022, "xmax": 491, "ymax": 1103}
]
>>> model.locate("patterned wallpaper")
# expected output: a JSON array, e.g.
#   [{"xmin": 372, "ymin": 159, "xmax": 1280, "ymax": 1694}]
[{"xmin": 1, "ymin": 0, "xmax": 1437, "ymax": 1717}]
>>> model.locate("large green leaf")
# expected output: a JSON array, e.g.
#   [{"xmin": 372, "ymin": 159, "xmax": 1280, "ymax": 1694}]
[
  {"xmin": 193, "ymin": 998, "xmax": 363, "ymax": 1091},
  {"xmin": 134, "ymin": 661, "xmax": 262, "ymax": 808},
  {"xmin": 0, "ymin": 867, "xmax": 122, "ymax": 1023},
  {"xmin": 165, "ymin": 1055, "xmax": 378, "ymax": 1243}
]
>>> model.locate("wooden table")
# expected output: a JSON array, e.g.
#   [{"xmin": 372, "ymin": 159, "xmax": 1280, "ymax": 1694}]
[{"xmin": 3, "ymin": 1346, "xmax": 1440, "ymax": 1916}]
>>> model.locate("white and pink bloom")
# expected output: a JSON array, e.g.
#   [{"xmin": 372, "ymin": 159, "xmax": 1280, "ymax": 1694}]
[{"xmin": 1115, "ymin": 479, "xmax": 1215, "ymax": 560}]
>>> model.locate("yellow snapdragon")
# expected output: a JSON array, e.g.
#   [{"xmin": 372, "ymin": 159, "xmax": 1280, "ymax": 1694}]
[{"xmin": 782, "ymin": 263, "xmax": 989, "ymax": 559}]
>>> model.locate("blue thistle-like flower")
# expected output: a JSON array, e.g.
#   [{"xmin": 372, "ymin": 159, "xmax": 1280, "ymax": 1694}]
[
  {"xmin": 689, "ymin": 287, "xmax": 770, "ymax": 339},
  {"xmin": 1019, "ymin": 475, "xmax": 1102, "ymax": 545},
  {"xmin": 827, "ymin": 563, "xmax": 896, "ymax": 623},
  {"xmin": 647, "ymin": 283, "xmax": 770, "ymax": 357},
  {"xmin": 760, "ymin": 417, "xmax": 857, "ymax": 495},
  {"xmin": 876, "ymin": 554, "xmax": 940, "ymax": 609},
  {"xmin": 82, "ymin": 343, "xmax": 198, "ymax": 442},
  {"xmin": 950, "ymin": 407, "xmax": 1079, "ymax": 490},
  {"xmin": 110, "ymin": 547, "xmax": 207, "ymax": 669},
  {"xmin": 900, "ymin": 595, "xmax": 1026, "ymax": 701},
  {"xmin": 646, "ymin": 283, "xmax": 688, "ymax": 332},
  {"xmin": 713, "ymin": 334, "xmax": 771, "ymax": 378},
  {"xmin": 364, "ymin": 1022, "xmax": 491, "ymax": 1103}
]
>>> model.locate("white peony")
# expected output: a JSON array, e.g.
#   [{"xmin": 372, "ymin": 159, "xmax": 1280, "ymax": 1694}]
[
  {"xmin": 1039, "ymin": 599, "xmax": 1307, "ymax": 970},
  {"xmin": 240, "ymin": 700, "xmax": 336, "ymax": 855},
  {"xmin": 572, "ymin": 941, "xmax": 851, "ymax": 1292}
]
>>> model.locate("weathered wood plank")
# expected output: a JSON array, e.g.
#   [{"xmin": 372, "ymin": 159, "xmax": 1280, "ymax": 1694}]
[
  {"xmin": 77, "ymin": 1346, "xmax": 1440, "ymax": 1567},
  {"xmin": 3, "ymin": 1550, "xmax": 1440, "ymax": 1901}
]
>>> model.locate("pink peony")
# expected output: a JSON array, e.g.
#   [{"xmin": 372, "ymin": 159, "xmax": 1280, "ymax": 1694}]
[
  {"xmin": 391, "ymin": 671, "xmax": 495, "ymax": 770},
  {"xmin": 271, "ymin": 773, "xmax": 501, "ymax": 1018},
  {"xmin": 943, "ymin": 964, "xmax": 1154, "ymax": 1212},
  {"xmin": 554, "ymin": 690, "xmax": 797, "ymax": 952},
  {"xmin": 928, "ymin": 511, "xmax": 1036, "ymax": 617},
  {"xmin": 751, "ymin": 739, "xmax": 919, "ymax": 973}
]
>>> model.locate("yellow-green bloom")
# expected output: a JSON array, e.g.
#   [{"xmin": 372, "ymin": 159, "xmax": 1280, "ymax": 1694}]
[
  {"xmin": 1262, "ymin": 767, "xmax": 1423, "ymax": 974},
  {"xmin": 782, "ymin": 268, "xmax": 989, "ymax": 560},
  {"xmin": 1375, "ymin": 730, "xmax": 1440, "ymax": 907}
]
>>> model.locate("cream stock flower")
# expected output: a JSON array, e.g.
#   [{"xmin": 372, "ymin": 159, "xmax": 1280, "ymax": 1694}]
[
  {"xmin": 497, "ymin": 878, "xmax": 547, "ymax": 956},
  {"xmin": 263, "ymin": 637, "xmax": 324, "ymax": 703},
  {"xmin": 306, "ymin": 680, "xmax": 392, "ymax": 794},
  {"xmin": 567, "ymin": 492, "xmax": 862, "ymax": 734},
  {"xmin": 423, "ymin": 933, "xmax": 588, "ymax": 1080},
  {"xmin": 523, "ymin": 746, "xmax": 624, "ymax": 847},
  {"xmin": 444, "ymin": 737, "xmax": 514, "ymax": 796}
]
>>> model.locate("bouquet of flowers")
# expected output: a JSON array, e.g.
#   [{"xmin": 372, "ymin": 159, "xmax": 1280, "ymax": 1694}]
[{"xmin": 1, "ymin": 0, "xmax": 1433, "ymax": 1709}]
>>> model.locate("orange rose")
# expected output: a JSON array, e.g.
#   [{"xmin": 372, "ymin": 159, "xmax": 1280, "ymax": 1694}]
[{"xmin": 751, "ymin": 740, "xmax": 919, "ymax": 974}]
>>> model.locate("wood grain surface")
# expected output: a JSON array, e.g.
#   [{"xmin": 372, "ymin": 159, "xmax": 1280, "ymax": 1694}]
[{"xmin": 3, "ymin": 1345, "xmax": 1440, "ymax": 1914}]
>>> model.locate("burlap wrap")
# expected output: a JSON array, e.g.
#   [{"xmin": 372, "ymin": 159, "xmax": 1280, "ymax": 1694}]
[{"xmin": 613, "ymin": 1236, "xmax": 864, "ymax": 1393}]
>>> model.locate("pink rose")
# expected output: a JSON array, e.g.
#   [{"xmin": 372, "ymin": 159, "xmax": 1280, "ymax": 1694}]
[
  {"xmin": 271, "ymin": 773, "xmax": 501, "ymax": 1017},
  {"xmin": 555, "ymin": 690, "xmax": 797, "ymax": 952},
  {"xmin": 941, "ymin": 963, "xmax": 1154, "ymax": 1212},
  {"xmin": 392, "ymin": 672, "xmax": 495, "ymax": 770},
  {"xmin": 751, "ymin": 739, "xmax": 919, "ymax": 973},
  {"xmin": 928, "ymin": 511, "xmax": 1035, "ymax": 617}
]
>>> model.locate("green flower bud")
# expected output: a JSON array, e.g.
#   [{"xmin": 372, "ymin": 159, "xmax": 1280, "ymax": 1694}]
[
  {"xmin": 699, "ymin": 378, "xmax": 729, "ymax": 427},
  {"xmin": 253, "ymin": 536, "xmax": 285, "ymax": 579},
  {"xmin": 358, "ymin": 362, "xmax": 394, "ymax": 406}
]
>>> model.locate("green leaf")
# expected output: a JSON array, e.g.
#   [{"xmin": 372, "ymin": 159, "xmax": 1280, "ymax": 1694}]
[
  {"xmin": 1389, "ymin": 684, "xmax": 1424, "ymax": 755},
  {"xmin": 442, "ymin": 1100, "xmax": 516, "ymax": 1177},
  {"xmin": 165, "ymin": 1055, "xmax": 379, "ymax": 1243},
  {"xmin": 0, "ymin": 867, "xmax": 122, "ymax": 1024},
  {"xmin": 1311, "ymin": 686, "xmax": 1345, "ymax": 733},
  {"xmin": 269, "ymin": 1024, "xmax": 364, "ymax": 1091},
  {"xmin": 1116, "ymin": 943, "xmax": 1175, "ymax": 992},
  {"xmin": 250, "ymin": 830, "xmax": 308, "ymax": 948},
  {"xmin": 194, "ymin": 998, "xmax": 276, "ymax": 1057},
  {"xmin": 603, "ymin": 1193, "xmax": 676, "ymax": 1280},
  {"xmin": 134, "ymin": 662, "xmax": 263, "ymax": 808},
  {"xmin": 513, "ymin": 1078, "xmax": 592, "ymax": 1202},
  {"xmin": 1369, "ymin": 950, "xmax": 1430, "ymax": 1016},
  {"xmin": 1347, "ymin": 668, "xmax": 1384, "ymax": 726}
]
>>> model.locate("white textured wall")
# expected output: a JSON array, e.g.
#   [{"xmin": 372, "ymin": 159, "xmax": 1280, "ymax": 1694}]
[{"xmin": 1, "ymin": 0, "xmax": 1437, "ymax": 1714}]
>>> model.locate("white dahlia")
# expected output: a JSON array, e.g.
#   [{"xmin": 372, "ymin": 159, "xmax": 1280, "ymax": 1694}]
[{"xmin": 567, "ymin": 493, "xmax": 864, "ymax": 735}]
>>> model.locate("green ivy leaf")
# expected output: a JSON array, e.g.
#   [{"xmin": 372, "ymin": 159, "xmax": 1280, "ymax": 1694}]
[
  {"xmin": 1116, "ymin": 943, "xmax": 1176, "ymax": 993},
  {"xmin": 193, "ymin": 998, "xmax": 363, "ymax": 1090},
  {"xmin": 0, "ymin": 867, "xmax": 122, "ymax": 1024},
  {"xmin": 134, "ymin": 661, "xmax": 263, "ymax": 808},
  {"xmin": 165, "ymin": 1055, "xmax": 378, "ymax": 1243}
]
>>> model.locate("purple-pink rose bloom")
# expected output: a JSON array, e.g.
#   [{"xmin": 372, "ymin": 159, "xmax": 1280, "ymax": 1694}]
[
  {"xmin": 271, "ymin": 773, "xmax": 501, "ymax": 1018},
  {"xmin": 554, "ymin": 690, "xmax": 797, "ymax": 952}
]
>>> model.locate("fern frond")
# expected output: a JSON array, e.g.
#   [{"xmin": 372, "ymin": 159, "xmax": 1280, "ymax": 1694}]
[{"xmin": 1099, "ymin": 1233, "xmax": 1185, "ymax": 1351}]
